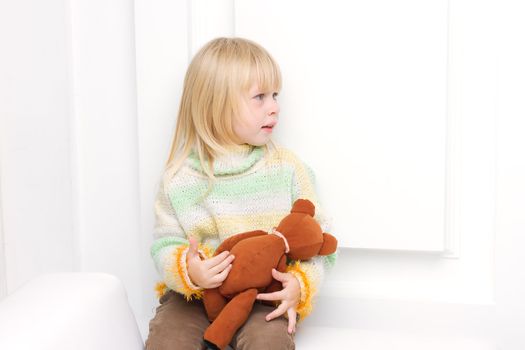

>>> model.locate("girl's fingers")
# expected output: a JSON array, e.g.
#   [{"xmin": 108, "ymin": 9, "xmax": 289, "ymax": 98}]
[
  {"xmin": 256, "ymin": 290, "xmax": 285, "ymax": 301},
  {"xmin": 209, "ymin": 254, "xmax": 235, "ymax": 274},
  {"xmin": 211, "ymin": 263, "xmax": 233, "ymax": 283},
  {"xmin": 265, "ymin": 302, "xmax": 288, "ymax": 321},
  {"xmin": 203, "ymin": 251, "xmax": 230, "ymax": 268},
  {"xmin": 287, "ymin": 308, "xmax": 297, "ymax": 334},
  {"xmin": 271, "ymin": 268, "xmax": 289, "ymax": 281}
]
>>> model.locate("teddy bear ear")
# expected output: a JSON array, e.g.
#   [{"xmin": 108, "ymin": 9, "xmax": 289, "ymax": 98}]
[
  {"xmin": 319, "ymin": 233, "xmax": 338, "ymax": 255},
  {"xmin": 291, "ymin": 199, "xmax": 315, "ymax": 217}
]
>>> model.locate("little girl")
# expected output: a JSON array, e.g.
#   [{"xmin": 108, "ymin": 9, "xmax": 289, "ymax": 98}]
[{"xmin": 146, "ymin": 37, "xmax": 337, "ymax": 350}]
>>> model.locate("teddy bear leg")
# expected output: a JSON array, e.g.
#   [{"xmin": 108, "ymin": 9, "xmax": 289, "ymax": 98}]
[
  {"xmin": 203, "ymin": 287, "xmax": 228, "ymax": 322},
  {"xmin": 203, "ymin": 288, "xmax": 258, "ymax": 350}
]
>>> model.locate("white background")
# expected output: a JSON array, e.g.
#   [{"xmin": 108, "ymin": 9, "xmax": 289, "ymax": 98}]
[{"xmin": 1, "ymin": 0, "xmax": 524, "ymax": 348}]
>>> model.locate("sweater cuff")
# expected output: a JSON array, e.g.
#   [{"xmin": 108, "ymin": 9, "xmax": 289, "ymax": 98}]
[
  {"xmin": 162, "ymin": 244, "xmax": 212, "ymax": 301},
  {"xmin": 286, "ymin": 261, "xmax": 316, "ymax": 321}
]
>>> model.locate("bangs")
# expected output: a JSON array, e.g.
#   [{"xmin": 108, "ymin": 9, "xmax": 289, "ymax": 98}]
[
  {"xmin": 233, "ymin": 41, "xmax": 281, "ymax": 93},
  {"xmin": 251, "ymin": 53, "xmax": 282, "ymax": 92}
]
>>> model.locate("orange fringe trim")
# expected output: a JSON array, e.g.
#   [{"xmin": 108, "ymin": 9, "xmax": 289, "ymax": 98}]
[
  {"xmin": 155, "ymin": 281, "xmax": 167, "ymax": 298},
  {"xmin": 155, "ymin": 242, "xmax": 214, "ymax": 301},
  {"xmin": 287, "ymin": 261, "xmax": 314, "ymax": 320},
  {"xmin": 172, "ymin": 245, "xmax": 203, "ymax": 301},
  {"xmin": 199, "ymin": 244, "xmax": 213, "ymax": 260}
]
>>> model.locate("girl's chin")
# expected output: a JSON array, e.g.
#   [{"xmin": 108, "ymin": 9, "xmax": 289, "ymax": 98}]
[{"xmin": 250, "ymin": 138, "xmax": 271, "ymax": 147}]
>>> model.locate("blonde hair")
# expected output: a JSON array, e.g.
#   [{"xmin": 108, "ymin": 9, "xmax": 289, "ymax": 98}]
[{"xmin": 162, "ymin": 37, "xmax": 282, "ymax": 192}]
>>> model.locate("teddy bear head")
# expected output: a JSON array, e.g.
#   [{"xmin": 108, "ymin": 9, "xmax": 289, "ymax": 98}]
[{"xmin": 276, "ymin": 199, "xmax": 337, "ymax": 260}]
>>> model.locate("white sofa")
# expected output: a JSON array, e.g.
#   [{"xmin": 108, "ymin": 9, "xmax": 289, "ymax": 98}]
[{"xmin": 0, "ymin": 273, "xmax": 144, "ymax": 350}]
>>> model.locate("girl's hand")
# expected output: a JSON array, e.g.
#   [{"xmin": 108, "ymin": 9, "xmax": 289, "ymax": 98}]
[
  {"xmin": 256, "ymin": 268, "xmax": 301, "ymax": 334},
  {"xmin": 186, "ymin": 237, "xmax": 235, "ymax": 289}
]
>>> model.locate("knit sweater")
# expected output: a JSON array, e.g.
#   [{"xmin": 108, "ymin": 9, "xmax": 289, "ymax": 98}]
[{"xmin": 150, "ymin": 143, "xmax": 337, "ymax": 320}]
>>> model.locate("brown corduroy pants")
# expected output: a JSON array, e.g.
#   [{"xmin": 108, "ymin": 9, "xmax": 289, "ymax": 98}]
[{"xmin": 145, "ymin": 290, "xmax": 295, "ymax": 350}]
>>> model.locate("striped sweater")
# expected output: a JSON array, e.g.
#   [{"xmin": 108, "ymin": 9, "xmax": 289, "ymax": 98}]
[{"xmin": 151, "ymin": 143, "xmax": 337, "ymax": 320}]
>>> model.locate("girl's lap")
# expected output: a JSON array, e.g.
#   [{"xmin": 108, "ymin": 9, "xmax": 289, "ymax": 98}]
[{"xmin": 146, "ymin": 291, "xmax": 294, "ymax": 350}]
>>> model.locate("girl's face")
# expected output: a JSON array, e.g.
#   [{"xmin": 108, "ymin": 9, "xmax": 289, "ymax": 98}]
[{"xmin": 233, "ymin": 82, "xmax": 280, "ymax": 146}]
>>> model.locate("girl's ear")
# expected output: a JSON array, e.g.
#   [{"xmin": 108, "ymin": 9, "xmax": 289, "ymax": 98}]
[{"xmin": 319, "ymin": 233, "xmax": 338, "ymax": 255}]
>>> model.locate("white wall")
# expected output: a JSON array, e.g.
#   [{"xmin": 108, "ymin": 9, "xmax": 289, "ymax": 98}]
[
  {"xmin": 0, "ymin": 0, "xmax": 77, "ymax": 293},
  {"xmin": 238, "ymin": 0, "xmax": 449, "ymax": 252},
  {"xmin": 68, "ymin": 0, "xmax": 144, "ymax": 317},
  {"xmin": 0, "ymin": 0, "xmax": 143, "ymax": 316},
  {"xmin": 1, "ymin": 0, "xmax": 525, "ymax": 348},
  {"xmin": 0, "ymin": 161, "xmax": 6, "ymax": 299},
  {"xmin": 134, "ymin": 0, "xmax": 192, "ymax": 319}
]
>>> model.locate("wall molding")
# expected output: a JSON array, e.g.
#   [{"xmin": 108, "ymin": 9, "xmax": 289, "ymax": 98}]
[
  {"xmin": 0, "ymin": 154, "xmax": 6, "ymax": 299},
  {"xmin": 443, "ymin": 0, "xmax": 461, "ymax": 259}
]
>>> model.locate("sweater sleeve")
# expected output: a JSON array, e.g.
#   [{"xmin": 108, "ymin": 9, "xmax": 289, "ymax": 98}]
[
  {"xmin": 287, "ymin": 155, "xmax": 338, "ymax": 321},
  {"xmin": 150, "ymin": 177, "xmax": 211, "ymax": 301}
]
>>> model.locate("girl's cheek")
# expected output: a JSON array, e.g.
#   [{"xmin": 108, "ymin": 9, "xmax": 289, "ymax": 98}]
[{"xmin": 252, "ymin": 98, "xmax": 264, "ymax": 107}]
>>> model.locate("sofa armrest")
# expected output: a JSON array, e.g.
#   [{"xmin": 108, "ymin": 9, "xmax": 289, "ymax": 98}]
[{"xmin": 0, "ymin": 272, "xmax": 144, "ymax": 350}]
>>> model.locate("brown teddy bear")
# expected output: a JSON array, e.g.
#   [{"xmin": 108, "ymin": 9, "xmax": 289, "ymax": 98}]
[{"xmin": 202, "ymin": 199, "xmax": 338, "ymax": 350}]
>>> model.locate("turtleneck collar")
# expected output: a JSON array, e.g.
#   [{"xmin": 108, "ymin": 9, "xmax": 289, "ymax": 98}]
[{"xmin": 186, "ymin": 144, "xmax": 265, "ymax": 176}]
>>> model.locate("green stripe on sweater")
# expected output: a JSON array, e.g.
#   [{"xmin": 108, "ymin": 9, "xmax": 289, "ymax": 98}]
[
  {"xmin": 324, "ymin": 252, "xmax": 338, "ymax": 268},
  {"xmin": 150, "ymin": 236, "xmax": 188, "ymax": 258},
  {"xmin": 168, "ymin": 167, "xmax": 294, "ymax": 214}
]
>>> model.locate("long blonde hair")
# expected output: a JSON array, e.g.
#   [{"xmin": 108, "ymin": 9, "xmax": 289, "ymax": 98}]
[{"xmin": 162, "ymin": 37, "xmax": 282, "ymax": 192}]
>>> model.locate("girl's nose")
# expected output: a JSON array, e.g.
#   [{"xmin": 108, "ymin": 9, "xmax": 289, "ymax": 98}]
[{"xmin": 268, "ymin": 100, "xmax": 280, "ymax": 116}]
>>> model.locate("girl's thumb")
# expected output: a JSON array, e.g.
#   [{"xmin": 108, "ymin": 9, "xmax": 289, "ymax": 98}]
[
  {"xmin": 272, "ymin": 268, "xmax": 285, "ymax": 280},
  {"xmin": 187, "ymin": 237, "xmax": 198, "ymax": 257}
]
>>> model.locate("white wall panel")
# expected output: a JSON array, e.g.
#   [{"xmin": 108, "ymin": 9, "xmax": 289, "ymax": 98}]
[
  {"xmin": 0, "ymin": 0, "xmax": 77, "ymax": 294},
  {"xmin": 68, "ymin": 0, "xmax": 143, "ymax": 316},
  {"xmin": 235, "ymin": 0, "xmax": 448, "ymax": 251},
  {"xmin": 318, "ymin": 0, "xmax": 495, "ymax": 304}
]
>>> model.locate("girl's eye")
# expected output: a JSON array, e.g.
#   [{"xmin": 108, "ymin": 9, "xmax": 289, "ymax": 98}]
[
  {"xmin": 272, "ymin": 92, "xmax": 279, "ymax": 100},
  {"xmin": 254, "ymin": 94, "xmax": 264, "ymax": 100}
]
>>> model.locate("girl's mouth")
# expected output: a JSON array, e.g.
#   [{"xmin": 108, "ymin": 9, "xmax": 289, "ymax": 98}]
[{"xmin": 262, "ymin": 123, "xmax": 276, "ymax": 129}]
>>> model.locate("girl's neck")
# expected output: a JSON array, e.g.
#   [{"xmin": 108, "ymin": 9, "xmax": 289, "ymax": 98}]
[
  {"xmin": 221, "ymin": 143, "xmax": 254, "ymax": 156},
  {"xmin": 187, "ymin": 143, "xmax": 266, "ymax": 176}
]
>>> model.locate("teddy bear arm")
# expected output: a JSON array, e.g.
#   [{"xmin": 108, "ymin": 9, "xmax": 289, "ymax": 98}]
[
  {"xmin": 263, "ymin": 255, "xmax": 286, "ymax": 293},
  {"xmin": 214, "ymin": 230, "xmax": 267, "ymax": 255},
  {"xmin": 260, "ymin": 255, "xmax": 287, "ymax": 306},
  {"xmin": 276, "ymin": 254, "xmax": 287, "ymax": 273}
]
